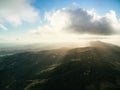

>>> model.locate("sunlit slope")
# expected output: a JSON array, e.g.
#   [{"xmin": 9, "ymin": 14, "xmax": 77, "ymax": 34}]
[{"xmin": 0, "ymin": 41, "xmax": 120, "ymax": 90}]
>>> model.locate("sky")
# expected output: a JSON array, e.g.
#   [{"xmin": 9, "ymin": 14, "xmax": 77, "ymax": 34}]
[{"xmin": 0, "ymin": 0, "xmax": 120, "ymax": 45}]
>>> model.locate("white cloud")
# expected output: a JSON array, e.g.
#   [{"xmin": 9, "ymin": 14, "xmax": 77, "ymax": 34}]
[
  {"xmin": 30, "ymin": 7, "xmax": 120, "ymax": 36},
  {"xmin": 0, "ymin": 23, "xmax": 8, "ymax": 30},
  {"xmin": 0, "ymin": 0, "xmax": 39, "ymax": 26},
  {"xmin": 44, "ymin": 7, "xmax": 120, "ymax": 35},
  {"xmin": 29, "ymin": 6, "xmax": 120, "ymax": 43},
  {"xmin": 45, "ymin": 8, "xmax": 70, "ymax": 31}
]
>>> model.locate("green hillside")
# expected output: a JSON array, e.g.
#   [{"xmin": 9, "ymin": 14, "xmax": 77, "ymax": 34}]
[{"xmin": 0, "ymin": 42, "xmax": 120, "ymax": 90}]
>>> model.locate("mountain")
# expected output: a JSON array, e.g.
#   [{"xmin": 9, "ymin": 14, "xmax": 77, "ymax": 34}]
[
  {"xmin": 0, "ymin": 43, "xmax": 58, "ymax": 56},
  {"xmin": 0, "ymin": 41, "xmax": 120, "ymax": 90},
  {"xmin": 0, "ymin": 42, "xmax": 77, "ymax": 56}
]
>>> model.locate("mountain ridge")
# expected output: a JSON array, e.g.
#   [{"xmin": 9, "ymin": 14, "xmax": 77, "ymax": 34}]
[{"xmin": 0, "ymin": 41, "xmax": 120, "ymax": 90}]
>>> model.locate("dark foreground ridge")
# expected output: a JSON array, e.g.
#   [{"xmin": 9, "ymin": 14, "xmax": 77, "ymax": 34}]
[{"xmin": 0, "ymin": 41, "xmax": 120, "ymax": 90}]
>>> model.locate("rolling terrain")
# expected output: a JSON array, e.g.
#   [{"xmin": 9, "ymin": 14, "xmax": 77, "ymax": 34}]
[{"xmin": 0, "ymin": 41, "xmax": 120, "ymax": 90}]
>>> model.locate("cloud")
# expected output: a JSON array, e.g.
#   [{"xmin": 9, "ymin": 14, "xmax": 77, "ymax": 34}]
[
  {"xmin": 0, "ymin": 0, "xmax": 39, "ymax": 26},
  {"xmin": 43, "ymin": 7, "xmax": 120, "ymax": 35},
  {"xmin": 29, "ymin": 5, "xmax": 120, "ymax": 43},
  {"xmin": 0, "ymin": 23, "xmax": 8, "ymax": 30}
]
